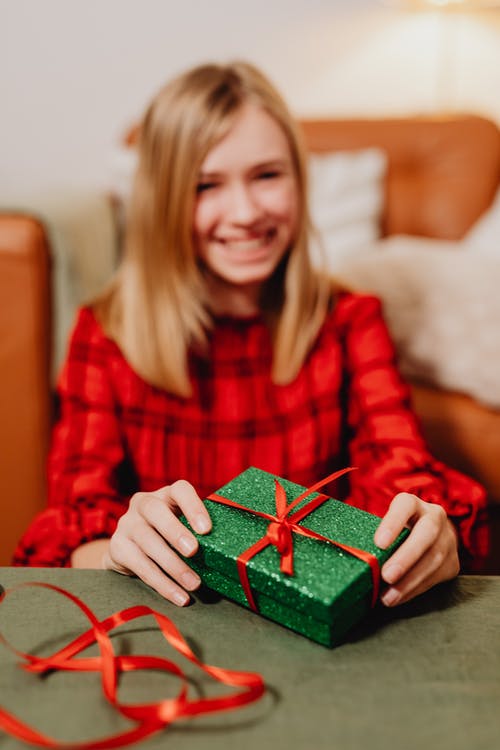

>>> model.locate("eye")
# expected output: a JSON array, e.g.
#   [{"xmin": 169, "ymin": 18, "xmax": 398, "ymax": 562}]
[
  {"xmin": 257, "ymin": 170, "xmax": 280, "ymax": 180},
  {"xmin": 196, "ymin": 181, "xmax": 217, "ymax": 193}
]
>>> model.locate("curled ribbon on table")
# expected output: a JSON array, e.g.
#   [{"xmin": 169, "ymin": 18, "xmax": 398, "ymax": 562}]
[
  {"xmin": 207, "ymin": 467, "xmax": 381, "ymax": 612},
  {"xmin": 0, "ymin": 582, "xmax": 265, "ymax": 749}
]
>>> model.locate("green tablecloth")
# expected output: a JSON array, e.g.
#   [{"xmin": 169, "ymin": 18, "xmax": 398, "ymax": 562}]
[{"xmin": 1, "ymin": 568, "xmax": 499, "ymax": 750}]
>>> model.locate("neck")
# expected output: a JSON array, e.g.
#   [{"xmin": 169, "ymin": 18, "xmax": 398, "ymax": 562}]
[{"xmin": 205, "ymin": 274, "xmax": 261, "ymax": 317}]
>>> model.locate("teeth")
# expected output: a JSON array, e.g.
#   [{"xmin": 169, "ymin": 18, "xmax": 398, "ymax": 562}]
[{"xmin": 218, "ymin": 233, "xmax": 272, "ymax": 252}]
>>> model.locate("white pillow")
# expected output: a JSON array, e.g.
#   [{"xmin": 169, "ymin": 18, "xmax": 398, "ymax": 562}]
[
  {"xmin": 336, "ymin": 235, "xmax": 500, "ymax": 409},
  {"xmin": 308, "ymin": 148, "xmax": 387, "ymax": 271},
  {"xmin": 463, "ymin": 185, "xmax": 500, "ymax": 256}
]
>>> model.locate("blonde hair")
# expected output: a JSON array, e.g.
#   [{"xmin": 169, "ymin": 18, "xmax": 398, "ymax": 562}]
[{"xmin": 95, "ymin": 61, "xmax": 331, "ymax": 397}]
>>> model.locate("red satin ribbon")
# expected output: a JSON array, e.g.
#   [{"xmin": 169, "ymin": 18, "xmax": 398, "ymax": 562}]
[
  {"xmin": 207, "ymin": 467, "xmax": 380, "ymax": 612},
  {"xmin": 0, "ymin": 581, "xmax": 265, "ymax": 748}
]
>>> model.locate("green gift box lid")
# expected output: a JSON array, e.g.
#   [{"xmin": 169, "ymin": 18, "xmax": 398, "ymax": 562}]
[{"xmin": 183, "ymin": 467, "xmax": 408, "ymax": 647}]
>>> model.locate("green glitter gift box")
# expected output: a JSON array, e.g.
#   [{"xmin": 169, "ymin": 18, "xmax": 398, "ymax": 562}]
[{"xmin": 183, "ymin": 467, "xmax": 408, "ymax": 647}]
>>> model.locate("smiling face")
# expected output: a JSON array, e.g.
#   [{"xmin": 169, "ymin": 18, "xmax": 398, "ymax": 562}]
[{"xmin": 193, "ymin": 102, "xmax": 299, "ymax": 315}]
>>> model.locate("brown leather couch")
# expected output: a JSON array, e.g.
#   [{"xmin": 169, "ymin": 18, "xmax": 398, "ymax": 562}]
[{"xmin": 1, "ymin": 115, "xmax": 499, "ymax": 570}]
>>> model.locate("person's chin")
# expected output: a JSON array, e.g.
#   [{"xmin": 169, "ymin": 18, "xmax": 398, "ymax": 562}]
[
  {"xmin": 218, "ymin": 257, "xmax": 282, "ymax": 286},
  {"xmin": 216, "ymin": 244, "xmax": 288, "ymax": 280}
]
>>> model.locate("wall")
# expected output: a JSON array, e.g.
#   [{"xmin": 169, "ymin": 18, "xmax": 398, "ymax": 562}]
[{"xmin": 1, "ymin": 0, "xmax": 500, "ymax": 194}]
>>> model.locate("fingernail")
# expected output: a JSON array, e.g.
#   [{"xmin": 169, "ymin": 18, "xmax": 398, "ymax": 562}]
[
  {"xmin": 381, "ymin": 588, "xmax": 400, "ymax": 607},
  {"xmin": 181, "ymin": 570, "xmax": 201, "ymax": 590},
  {"xmin": 194, "ymin": 514, "xmax": 211, "ymax": 534},
  {"xmin": 173, "ymin": 591, "xmax": 190, "ymax": 606},
  {"xmin": 383, "ymin": 563, "xmax": 403, "ymax": 584},
  {"xmin": 375, "ymin": 529, "xmax": 392, "ymax": 549},
  {"xmin": 178, "ymin": 534, "xmax": 197, "ymax": 555}
]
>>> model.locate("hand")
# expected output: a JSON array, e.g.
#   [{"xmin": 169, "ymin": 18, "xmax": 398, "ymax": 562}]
[
  {"xmin": 373, "ymin": 492, "xmax": 460, "ymax": 607},
  {"xmin": 103, "ymin": 480, "xmax": 212, "ymax": 606}
]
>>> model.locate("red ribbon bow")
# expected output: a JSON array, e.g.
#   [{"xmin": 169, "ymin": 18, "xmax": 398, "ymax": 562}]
[
  {"xmin": 207, "ymin": 467, "xmax": 381, "ymax": 612},
  {"xmin": 0, "ymin": 582, "xmax": 265, "ymax": 749}
]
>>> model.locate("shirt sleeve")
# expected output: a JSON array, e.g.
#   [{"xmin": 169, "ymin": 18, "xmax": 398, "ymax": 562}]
[
  {"xmin": 12, "ymin": 307, "xmax": 129, "ymax": 567},
  {"xmin": 337, "ymin": 293, "xmax": 489, "ymax": 571}
]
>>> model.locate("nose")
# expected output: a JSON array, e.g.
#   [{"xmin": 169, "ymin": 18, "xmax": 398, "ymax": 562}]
[{"xmin": 227, "ymin": 182, "xmax": 262, "ymax": 226}]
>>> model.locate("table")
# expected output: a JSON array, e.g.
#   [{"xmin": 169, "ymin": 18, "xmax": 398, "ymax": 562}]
[{"xmin": 1, "ymin": 568, "xmax": 499, "ymax": 750}]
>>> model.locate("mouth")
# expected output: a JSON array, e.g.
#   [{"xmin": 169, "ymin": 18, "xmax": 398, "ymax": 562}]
[{"xmin": 214, "ymin": 228, "xmax": 276, "ymax": 253}]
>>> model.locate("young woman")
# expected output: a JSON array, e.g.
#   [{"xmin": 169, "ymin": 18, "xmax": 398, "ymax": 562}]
[{"xmin": 13, "ymin": 62, "xmax": 488, "ymax": 609}]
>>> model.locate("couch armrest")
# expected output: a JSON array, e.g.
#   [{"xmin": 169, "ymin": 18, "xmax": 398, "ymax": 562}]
[
  {"xmin": 411, "ymin": 381, "xmax": 500, "ymax": 504},
  {"xmin": 0, "ymin": 214, "xmax": 52, "ymax": 564},
  {"xmin": 411, "ymin": 381, "xmax": 500, "ymax": 573}
]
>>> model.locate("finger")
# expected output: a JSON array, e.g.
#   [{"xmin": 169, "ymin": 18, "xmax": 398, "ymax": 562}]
[
  {"xmin": 132, "ymin": 486, "xmax": 209, "ymax": 558},
  {"xmin": 151, "ymin": 482, "xmax": 212, "ymax": 535},
  {"xmin": 110, "ymin": 537, "xmax": 192, "ymax": 607},
  {"xmin": 374, "ymin": 492, "xmax": 419, "ymax": 549},
  {"xmin": 168, "ymin": 479, "xmax": 212, "ymax": 534},
  {"xmin": 129, "ymin": 522, "xmax": 201, "ymax": 592},
  {"xmin": 381, "ymin": 512, "xmax": 443, "ymax": 585},
  {"xmin": 380, "ymin": 574, "xmax": 434, "ymax": 608},
  {"xmin": 381, "ymin": 545, "xmax": 457, "ymax": 607},
  {"xmin": 380, "ymin": 530, "xmax": 459, "ymax": 607},
  {"xmin": 136, "ymin": 496, "xmax": 202, "ymax": 558}
]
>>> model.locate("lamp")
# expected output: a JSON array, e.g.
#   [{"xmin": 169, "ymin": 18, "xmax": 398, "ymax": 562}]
[
  {"xmin": 383, "ymin": 0, "xmax": 500, "ymax": 111},
  {"xmin": 383, "ymin": 1, "xmax": 500, "ymax": 8}
]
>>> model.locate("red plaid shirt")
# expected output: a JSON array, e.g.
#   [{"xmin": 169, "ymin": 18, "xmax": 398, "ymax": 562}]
[{"xmin": 13, "ymin": 293, "xmax": 488, "ymax": 568}]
